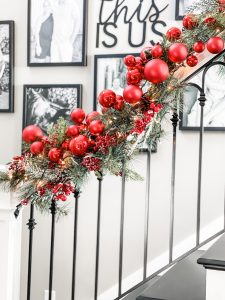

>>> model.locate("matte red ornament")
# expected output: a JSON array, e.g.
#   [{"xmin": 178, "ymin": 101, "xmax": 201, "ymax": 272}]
[
  {"xmin": 89, "ymin": 120, "xmax": 105, "ymax": 135},
  {"xmin": 71, "ymin": 108, "xmax": 85, "ymax": 124},
  {"xmin": 30, "ymin": 141, "xmax": 44, "ymax": 155},
  {"xmin": 193, "ymin": 41, "xmax": 205, "ymax": 53},
  {"xmin": 124, "ymin": 55, "xmax": 136, "ymax": 67},
  {"xmin": 98, "ymin": 89, "xmax": 116, "ymax": 108},
  {"xmin": 86, "ymin": 111, "xmax": 100, "ymax": 125},
  {"xmin": 151, "ymin": 44, "xmax": 163, "ymax": 58},
  {"xmin": 126, "ymin": 68, "xmax": 142, "ymax": 85},
  {"xmin": 168, "ymin": 43, "xmax": 189, "ymax": 63},
  {"xmin": 48, "ymin": 148, "xmax": 61, "ymax": 162},
  {"xmin": 166, "ymin": 27, "xmax": 181, "ymax": 41},
  {"xmin": 66, "ymin": 125, "xmax": 80, "ymax": 137},
  {"xmin": 144, "ymin": 59, "xmax": 169, "ymax": 84},
  {"xmin": 114, "ymin": 95, "xmax": 124, "ymax": 111},
  {"xmin": 22, "ymin": 125, "xmax": 43, "ymax": 143},
  {"xmin": 140, "ymin": 47, "xmax": 151, "ymax": 61},
  {"xmin": 186, "ymin": 55, "xmax": 198, "ymax": 67},
  {"xmin": 206, "ymin": 37, "xmax": 224, "ymax": 54},
  {"xmin": 123, "ymin": 85, "xmax": 143, "ymax": 104},
  {"xmin": 183, "ymin": 14, "xmax": 198, "ymax": 30},
  {"xmin": 69, "ymin": 135, "xmax": 89, "ymax": 156},
  {"xmin": 204, "ymin": 17, "xmax": 216, "ymax": 25}
]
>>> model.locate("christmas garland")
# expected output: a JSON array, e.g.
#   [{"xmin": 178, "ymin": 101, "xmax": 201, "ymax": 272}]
[{"xmin": 1, "ymin": 0, "xmax": 225, "ymax": 215}]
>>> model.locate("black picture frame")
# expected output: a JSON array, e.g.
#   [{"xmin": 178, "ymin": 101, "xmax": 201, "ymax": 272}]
[
  {"xmin": 175, "ymin": 0, "xmax": 199, "ymax": 20},
  {"xmin": 0, "ymin": 20, "xmax": 14, "ymax": 113},
  {"xmin": 27, "ymin": 0, "xmax": 88, "ymax": 66},
  {"xmin": 175, "ymin": 0, "xmax": 183, "ymax": 20},
  {"xmin": 23, "ymin": 84, "xmax": 82, "ymax": 133}
]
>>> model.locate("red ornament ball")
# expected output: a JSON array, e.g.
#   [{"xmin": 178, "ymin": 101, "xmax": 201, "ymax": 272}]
[
  {"xmin": 69, "ymin": 135, "xmax": 89, "ymax": 156},
  {"xmin": 114, "ymin": 95, "xmax": 124, "ymax": 111},
  {"xmin": 22, "ymin": 125, "xmax": 43, "ymax": 143},
  {"xmin": 186, "ymin": 55, "xmax": 198, "ymax": 67},
  {"xmin": 144, "ymin": 59, "xmax": 169, "ymax": 84},
  {"xmin": 183, "ymin": 14, "xmax": 198, "ymax": 30},
  {"xmin": 168, "ymin": 43, "xmax": 189, "ymax": 63},
  {"xmin": 48, "ymin": 148, "xmax": 61, "ymax": 162},
  {"xmin": 86, "ymin": 111, "xmax": 100, "ymax": 125},
  {"xmin": 98, "ymin": 89, "xmax": 116, "ymax": 108},
  {"xmin": 204, "ymin": 17, "xmax": 216, "ymax": 25},
  {"xmin": 123, "ymin": 85, "xmax": 143, "ymax": 104},
  {"xmin": 166, "ymin": 27, "xmax": 181, "ymax": 41},
  {"xmin": 218, "ymin": 0, "xmax": 225, "ymax": 5},
  {"xmin": 206, "ymin": 37, "xmax": 224, "ymax": 54},
  {"xmin": 151, "ymin": 44, "xmax": 163, "ymax": 58},
  {"xmin": 124, "ymin": 55, "xmax": 136, "ymax": 67},
  {"xmin": 193, "ymin": 41, "xmax": 205, "ymax": 53},
  {"xmin": 66, "ymin": 125, "xmax": 80, "ymax": 137},
  {"xmin": 71, "ymin": 108, "xmax": 85, "ymax": 124},
  {"xmin": 140, "ymin": 46, "xmax": 151, "ymax": 61},
  {"xmin": 30, "ymin": 141, "xmax": 44, "ymax": 155},
  {"xmin": 126, "ymin": 68, "xmax": 142, "ymax": 85},
  {"xmin": 89, "ymin": 120, "xmax": 105, "ymax": 135}
]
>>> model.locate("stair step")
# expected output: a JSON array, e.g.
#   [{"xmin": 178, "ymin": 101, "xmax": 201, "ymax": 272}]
[
  {"xmin": 136, "ymin": 251, "xmax": 206, "ymax": 300},
  {"xmin": 198, "ymin": 233, "xmax": 225, "ymax": 270},
  {"xmin": 123, "ymin": 276, "xmax": 160, "ymax": 300}
]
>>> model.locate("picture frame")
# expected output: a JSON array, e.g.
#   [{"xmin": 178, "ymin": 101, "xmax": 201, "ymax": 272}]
[
  {"xmin": 27, "ymin": 0, "xmax": 88, "ymax": 66},
  {"xmin": 175, "ymin": 0, "xmax": 198, "ymax": 20},
  {"xmin": 93, "ymin": 53, "xmax": 157, "ymax": 153},
  {"xmin": 0, "ymin": 21, "xmax": 14, "ymax": 113},
  {"xmin": 179, "ymin": 64, "xmax": 225, "ymax": 131},
  {"xmin": 23, "ymin": 84, "xmax": 82, "ymax": 133}
]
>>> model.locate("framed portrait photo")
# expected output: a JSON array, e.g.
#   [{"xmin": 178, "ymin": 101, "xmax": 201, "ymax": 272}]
[
  {"xmin": 0, "ymin": 21, "xmax": 14, "ymax": 112},
  {"xmin": 27, "ymin": 0, "xmax": 88, "ymax": 66},
  {"xmin": 175, "ymin": 0, "xmax": 198, "ymax": 20},
  {"xmin": 23, "ymin": 84, "xmax": 82, "ymax": 133},
  {"xmin": 179, "ymin": 65, "xmax": 225, "ymax": 131}
]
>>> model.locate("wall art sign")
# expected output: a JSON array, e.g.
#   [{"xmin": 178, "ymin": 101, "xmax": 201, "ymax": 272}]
[{"xmin": 96, "ymin": 0, "xmax": 169, "ymax": 48}]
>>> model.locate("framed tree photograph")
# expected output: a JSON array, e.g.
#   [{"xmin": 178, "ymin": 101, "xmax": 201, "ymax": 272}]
[
  {"xmin": 175, "ymin": 0, "xmax": 198, "ymax": 20},
  {"xmin": 0, "ymin": 21, "xmax": 14, "ymax": 112},
  {"xmin": 179, "ymin": 65, "xmax": 225, "ymax": 131},
  {"xmin": 27, "ymin": 0, "xmax": 88, "ymax": 66},
  {"xmin": 23, "ymin": 84, "xmax": 82, "ymax": 133}
]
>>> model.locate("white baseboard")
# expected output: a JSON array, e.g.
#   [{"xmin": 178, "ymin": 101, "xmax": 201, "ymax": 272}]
[{"xmin": 98, "ymin": 216, "xmax": 224, "ymax": 300}]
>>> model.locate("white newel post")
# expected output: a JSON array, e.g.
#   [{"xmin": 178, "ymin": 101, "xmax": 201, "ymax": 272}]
[
  {"xmin": 206, "ymin": 269, "xmax": 225, "ymax": 300},
  {"xmin": 0, "ymin": 165, "xmax": 22, "ymax": 300}
]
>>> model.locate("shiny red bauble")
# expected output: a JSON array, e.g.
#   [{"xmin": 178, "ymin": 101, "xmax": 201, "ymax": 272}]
[
  {"xmin": 204, "ymin": 17, "xmax": 216, "ymax": 25},
  {"xmin": 218, "ymin": 0, "xmax": 225, "ymax": 4},
  {"xmin": 89, "ymin": 120, "xmax": 105, "ymax": 135},
  {"xmin": 66, "ymin": 125, "xmax": 80, "ymax": 137},
  {"xmin": 206, "ymin": 37, "xmax": 224, "ymax": 54},
  {"xmin": 124, "ymin": 55, "xmax": 136, "ymax": 67},
  {"xmin": 166, "ymin": 27, "xmax": 181, "ymax": 41},
  {"xmin": 22, "ymin": 125, "xmax": 43, "ymax": 143},
  {"xmin": 30, "ymin": 141, "xmax": 44, "ymax": 155},
  {"xmin": 123, "ymin": 85, "xmax": 143, "ymax": 104},
  {"xmin": 48, "ymin": 148, "xmax": 61, "ymax": 162},
  {"xmin": 86, "ymin": 111, "xmax": 100, "ymax": 125},
  {"xmin": 69, "ymin": 135, "xmax": 89, "ymax": 156},
  {"xmin": 140, "ymin": 46, "xmax": 151, "ymax": 61},
  {"xmin": 186, "ymin": 55, "xmax": 198, "ymax": 67},
  {"xmin": 193, "ymin": 41, "xmax": 205, "ymax": 53},
  {"xmin": 98, "ymin": 89, "xmax": 116, "ymax": 108},
  {"xmin": 183, "ymin": 14, "xmax": 198, "ymax": 30},
  {"xmin": 144, "ymin": 59, "xmax": 169, "ymax": 84},
  {"xmin": 151, "ymin": 44, "xmax": 163, "ymax": 58},
  {"xmin": 168, "ymin": 43, "xmax": 189, "ymax": 63},
  {"xmin": 71, "ymin": 108, "xmax": 85, "ymax": 124},
  {"xmin": 126, "ymin": 68, "xmax": 142, "ymax": 85},
  {"xmin": 114, "ymin": 95, "xmax": 124, "ymax": 111}
]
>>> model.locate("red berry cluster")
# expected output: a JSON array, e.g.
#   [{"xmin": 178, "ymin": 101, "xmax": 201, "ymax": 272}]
[
  {"xmin": 82, "ymin": 157, "xmax": 102, "ymax": 171},
  {"xmin": 94, "ymin": 135, "xmax": 117, "ymax": 154},
  {"xmin": 52, "ymin": 183, "xmax": 74, "ymax": 201},
  {"xmin": 9, "ymin": 156, "xmax": 25, "ymax": 174}
]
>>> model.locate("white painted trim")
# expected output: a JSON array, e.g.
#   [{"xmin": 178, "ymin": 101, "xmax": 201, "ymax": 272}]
[{"xmin": 206, "ymin": 269, "xmax": 225, "ymax": 300}]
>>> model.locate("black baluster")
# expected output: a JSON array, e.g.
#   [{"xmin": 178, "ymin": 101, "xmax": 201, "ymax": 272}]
[
  {"xmin": 118, "ymin": 162, "xmax": 126, "ymax": 296},
  {"xmin": 143, "ymin": 149, "xmax": 151, "ymax": 280},
  {"xmin": 49, "ymin": 199, "xmax": 57, "ymax": 300},
  {"xmin": 196, "ymin": 92, "xmax": 206, "ymax": 246},
  {"xmin": 27, "ymin": 203, "xmax": 36, "ymax": 300},
  {"xmin": 94, "ymin": 176, "xmax": 103, "ymax": 300},
  {"xmin": 71, "ymin": 190, "xmax": 80, "ymax": 300},
  {"xmin": 169, "ymin": 111, "xmax": 179, "ymax": 263}
]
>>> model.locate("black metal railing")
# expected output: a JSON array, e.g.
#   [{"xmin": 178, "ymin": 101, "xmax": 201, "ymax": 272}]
[{"xmin": 25, "ymin": 52, "xmax": 225, "ymax": 300}]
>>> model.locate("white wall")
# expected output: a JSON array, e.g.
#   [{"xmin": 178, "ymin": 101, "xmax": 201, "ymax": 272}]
[{"xmin": 0, "ymin": 1, "xmax": 225, "ymax": 300}]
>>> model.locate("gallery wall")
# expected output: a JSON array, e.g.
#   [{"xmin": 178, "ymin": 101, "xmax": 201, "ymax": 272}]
[{"xmin": 0, "ymin": 1, "xmax": 225, "ymax": 300}]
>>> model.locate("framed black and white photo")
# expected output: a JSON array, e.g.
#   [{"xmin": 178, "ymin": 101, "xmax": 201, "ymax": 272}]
[
  {"xmin": 175, "ymin": 0, "xmax": 198, "ymax": 20},
  {"xmin": 0, "ymin": 21, "xmax": 14, "ymax": 112},
  {"xmin": 23, "ymin": 84, "xmax": 82, "ymax": 133},
  {"xmin": 27, "ymin": 0, "xmax": 88, "ymax": 66},
  {"xmin": 180, "ymin": 65, "xmax": 225, "ymax": 131}
]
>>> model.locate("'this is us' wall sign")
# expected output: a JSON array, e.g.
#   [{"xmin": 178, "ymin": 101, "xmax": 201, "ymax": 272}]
[{"xmin": 96, "ymin": 0, "xmax": 169, "ymax": 48}]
